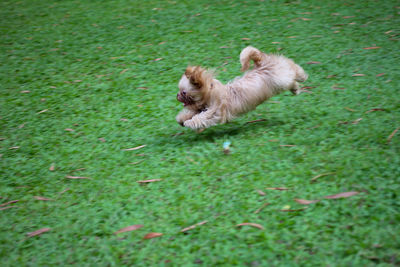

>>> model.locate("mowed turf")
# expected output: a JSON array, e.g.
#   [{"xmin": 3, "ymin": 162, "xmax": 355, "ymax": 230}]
[{"xmin": 1, "ymin": 0, "xmax": 399, "ymax": 265}]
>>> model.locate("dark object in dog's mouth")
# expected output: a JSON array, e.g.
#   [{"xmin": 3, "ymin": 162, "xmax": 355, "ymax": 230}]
[{"xmin": 177, "ymin": 93, "xmax": 194, "ymax": 107}]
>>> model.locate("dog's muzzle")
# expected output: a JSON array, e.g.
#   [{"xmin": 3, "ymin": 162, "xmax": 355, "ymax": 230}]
[{"xmin": 177, "ymin": 92, "xmax": 194, "ymax": 106}]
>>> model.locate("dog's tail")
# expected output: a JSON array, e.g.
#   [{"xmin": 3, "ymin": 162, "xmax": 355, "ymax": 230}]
[
  {"xmin": 240, "ymin": 46, "xmax": 263, "ymax": 72},
  {"xmin": 294, "ymin": 64, "xmax": 308, "ymax": 82}
]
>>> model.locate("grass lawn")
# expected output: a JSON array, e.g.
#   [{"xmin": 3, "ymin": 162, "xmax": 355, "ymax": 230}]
[{"xmin": 1, "ymin": 0, "xmax": 399, "ymax": 265}]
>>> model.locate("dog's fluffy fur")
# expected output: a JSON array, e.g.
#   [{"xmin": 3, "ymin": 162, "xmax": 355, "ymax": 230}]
[{"xmin": 176, "ymin": 46, "xmax": 308, "ymax": 130}]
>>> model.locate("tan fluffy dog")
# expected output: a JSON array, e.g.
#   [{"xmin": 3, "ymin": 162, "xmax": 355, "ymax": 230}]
[{"xmin": 176, "ymin": 46, "xmax": 308, "ymax": 130}]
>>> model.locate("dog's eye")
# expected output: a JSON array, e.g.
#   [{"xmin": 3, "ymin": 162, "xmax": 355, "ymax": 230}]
[{"xmin": 182, "ymin": 91, "xmax": 186, "ymax": 95}]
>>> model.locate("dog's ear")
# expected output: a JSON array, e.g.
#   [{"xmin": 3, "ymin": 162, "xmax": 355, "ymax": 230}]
[{"xmin": 185, "ymin": 66, "xmax": 204, "ymax": 89}]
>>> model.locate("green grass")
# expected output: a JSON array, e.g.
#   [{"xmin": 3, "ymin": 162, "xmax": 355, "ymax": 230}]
[{"xmin": 1, "ymin": 0, "xmax": 399, "ymax": 265}]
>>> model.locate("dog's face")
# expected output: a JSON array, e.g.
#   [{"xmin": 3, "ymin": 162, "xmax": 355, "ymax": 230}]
[
  {"xmin": 177, "ymin": 66, "xmax": 211, "ymax": 108},
  {"xmin": 177, "ymin": 74, "xmax": 198, "ymax": 107}
]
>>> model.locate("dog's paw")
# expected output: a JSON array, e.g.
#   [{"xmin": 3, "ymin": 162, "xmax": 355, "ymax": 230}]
[
  {"xmin": 176, "ymin": 116, "xmax": 187, "ymax": 127},
  {"xmin": 290, "ymin": 88, "xmax": 301, "ymax": 95},
  {"xmin": 183, "ymin": 120, "xmax": 195, "ymax": 129},
  {"xmin": 184, "ymin": 119, "xmax": 202, "ymax": 130}
]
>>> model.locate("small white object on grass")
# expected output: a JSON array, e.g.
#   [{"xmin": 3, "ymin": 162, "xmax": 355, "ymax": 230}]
[{"xmin": 223, "ymin": 141, "xmax": 231, "ymax": 154}]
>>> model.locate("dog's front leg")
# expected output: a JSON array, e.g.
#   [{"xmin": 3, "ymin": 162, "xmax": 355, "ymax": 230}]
[
  {"xmin": 176, "ymin": 108, "xmax": 198, "ymax": 126},
  {"xmin": 290, "ymin": 82, "xmax": 301, "ymax": 95},
  {"xmin": 184, "ymin": 109, "xmax": 220, "ymax": 130}
]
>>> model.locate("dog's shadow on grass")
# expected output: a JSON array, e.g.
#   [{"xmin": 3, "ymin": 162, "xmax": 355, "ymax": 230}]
[{"xmin": 167, "ymin": 117, "xmax": 286, "ymax": 145}]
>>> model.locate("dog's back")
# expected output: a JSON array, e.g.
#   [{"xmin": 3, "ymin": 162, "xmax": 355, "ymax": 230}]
[{"xmin": 239, "ymin": 46, "xmax": 307, "ymax": 88}]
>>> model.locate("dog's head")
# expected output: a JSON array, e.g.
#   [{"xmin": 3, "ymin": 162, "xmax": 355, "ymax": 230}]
[{"xmin": 177, "ymin": 66, "xmax": 213, "ymax": 108}]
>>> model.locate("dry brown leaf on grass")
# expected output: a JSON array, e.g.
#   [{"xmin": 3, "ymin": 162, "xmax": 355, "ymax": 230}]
[
  {"xmin": 241, "ymin": 38, "xmax": 251, "ymax": 40},
  {"xmin": 256, "ymin": 189, "xmax": 266, "ymax": 196},
  {"xmin": 34, "ymin": 196, "xmax": 52, "ymax": 201},
  {"xmin": 352, "ymin": 74, "xmax": 365, "ymax": 77},
  {"xmin": 301, "ymin": 86, "xmax": 316, "ymax": 90},
  {"xmin": 65, "ymin": 176, "xmax": 91, "ymax": 179},
  {"xmin": 363, "ymin": 46, "xmax": 381, "ymax": 50},
  {"xmin": 376, "ymin": 73, "xmax": 385, "ymax": 77},
  {"xmin": 114, "ymin": 224, "xmax": 144, "ymax": 234},
  {"xmin": 37, "ymin": 109, "xmax": 48, "ymax": 114},
  {"xmin": 180, "ymin": 220, "xmax": 208, "ymax": 232},
  {"xmin": 123, "ymin": 145, "xmax": 146, "ymax": 151},
  {"xmin": 338, "ymin": 118, "xmax": 362, "ymax": 125},
  {"xmin": 352, "ymin": 118, "xmax": 363, "ymax": 124},
  {"xmin": 153, "ymin": 58, "xmax": 163, "ymax": 61},
  {"xmin": 137, "ymin": 179, "xmax": 162, "ymax": 183},
  {"xmin": 27, "ymin": 228, "xmax": 51, "ymax": 238},
  {"xmin": 236, "ymin": 223, "xmax": 265, "ymax": 230},
  {"xmin": 64, "ymin": 128, "xmax": 74, "ymax": 132},
  {"xmin": 306, "ymin": 61, "xmax": 321, "ymax": 64},
  {"xmin": 294, "ymin": 199, "xmax": 320, "ymax": 205},
  {"xmin": 332, "ymin": 85, "xmax": 346, "ymax": 90},
  {"xmin": 254, "ymin": 203, "xmax": 270, "ymax": 214},
  {"xmin": 280, "ymin": 208, "xmax": 307, "ymax": 212},
  {"xmin": 0, "ymin": 200, "xmax": 19, "ymax": 207},
  {"xmin": 266, "ymin": 187, "xmax": 290, "ymax": 191},
  {"xmin": 324, "ymin": 191, "xmax": 359, "ymax": 199},
  {"xmin": 9, "ymin": 146, "xmax": 20, "ymax": 150},
  {"xmin": 143, "ymin": 232, "xmax": 163, "ymax": 239},
  {"xmin": 129, "ymin": 160, "xmax": 144, "ymax": 165},
  {"xmin": 344, "ymin": 107, "xmax": 356, "ymax": 112},
  {"xmin": 0, "ymin": 206, "xmax": 18, "ymax": 211},
  {"xmin": 58, "ymin": 188, "xmax": 70, "ymax": 195},
  {"xmin": 387, "ymin": 127, "xmax": 399, "ymax": 144},
  {"xmin": 49, "ymin": 163, "xmax": 55, "ymax": 171},
  {"xmin": 365, "ymin": 108, "xmax": 386, "ymax": 113},
  {"xmin": 311, "ymin": 172, "xmax": 335, "ymax": 182}
]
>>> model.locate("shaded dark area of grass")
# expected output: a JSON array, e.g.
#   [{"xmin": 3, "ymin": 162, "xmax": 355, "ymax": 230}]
[{"xmin": 1, "ymin": 0, "xmax": 399, "ymax": 265}]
